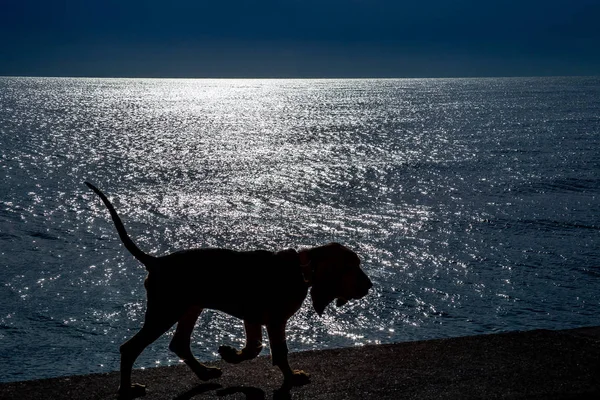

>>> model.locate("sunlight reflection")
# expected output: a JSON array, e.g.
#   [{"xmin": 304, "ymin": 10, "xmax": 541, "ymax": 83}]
[{"xmin": 5, "ymin": 77, "xmax": 595, "ymax": 382}]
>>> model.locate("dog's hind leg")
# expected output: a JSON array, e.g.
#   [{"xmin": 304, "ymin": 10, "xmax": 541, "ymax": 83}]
[
  {"xmin": 118, "ymin": 312, "xmax": 179, "ymax": 399},
  {"xmin": 169, "ymin": 306, "xmax": 222, "ymax": 381},
  {"xmin": 218, "ymin": 321, "xmax": 264, "ymax": 363}
]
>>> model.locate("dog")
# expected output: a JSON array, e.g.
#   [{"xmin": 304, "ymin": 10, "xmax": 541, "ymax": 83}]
[{"xmin": 85, "ymin": 182, "xmax": 372, "ymax": 399}]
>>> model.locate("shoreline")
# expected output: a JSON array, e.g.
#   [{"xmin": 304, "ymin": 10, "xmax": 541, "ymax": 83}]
[{"xmin": 2, "ymin": 326, "xmax": 599, "ymax": 399}]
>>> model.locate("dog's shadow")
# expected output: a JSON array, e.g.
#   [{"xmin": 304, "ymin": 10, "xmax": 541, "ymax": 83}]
[
  {"xmin": 216, "ymin": 386, "xmax": 266, "ymax": 399},
  {"xmin": 172, "ymin": 383, "xmax": 222, "ymax": 400},
  {"xmin": 172, "ymin": 383, "xmax": 293, "ymax": 400}
]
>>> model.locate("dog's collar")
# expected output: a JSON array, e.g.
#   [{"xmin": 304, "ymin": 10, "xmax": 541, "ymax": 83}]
[{"xmin": 298, "ymin": 250, "xmax": 314, "ymax": 285}]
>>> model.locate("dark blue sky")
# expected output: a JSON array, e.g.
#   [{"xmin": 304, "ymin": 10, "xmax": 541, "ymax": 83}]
[{"xmin": 2, "ymin": 0, "xmax": 599, "ymax": 77}]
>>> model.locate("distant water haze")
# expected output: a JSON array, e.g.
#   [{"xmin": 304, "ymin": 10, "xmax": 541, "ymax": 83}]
[{"xmin": 0, "ymin": 77, "xmax": 599, "ymax": 382}]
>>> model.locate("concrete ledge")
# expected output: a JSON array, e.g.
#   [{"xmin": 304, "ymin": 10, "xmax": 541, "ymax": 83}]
[{"xmin": 2, "ymin": 327, "xmax": 600, "ymax": 399}]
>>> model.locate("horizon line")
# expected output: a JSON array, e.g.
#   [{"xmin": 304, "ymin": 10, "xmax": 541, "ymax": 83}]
[{"xmin": 1, "ymin": 74, "xmax": 598, "ymax": 80}]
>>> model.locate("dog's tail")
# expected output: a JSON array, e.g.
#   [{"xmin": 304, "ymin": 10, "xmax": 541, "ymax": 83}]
[{"xmin": 85, "ymin": 181, "xmax": 157, "ymax": 268}]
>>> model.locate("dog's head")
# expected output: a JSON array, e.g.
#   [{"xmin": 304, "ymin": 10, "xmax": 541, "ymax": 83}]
[{"xmin": 304, "ymin": 243, "xmax": 372, "ymax": 316}]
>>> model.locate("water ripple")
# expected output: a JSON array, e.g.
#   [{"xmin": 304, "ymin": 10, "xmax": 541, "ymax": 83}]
[{"xmin": 1, "ymin": 77, "xmax": 599, "ymax": 382}]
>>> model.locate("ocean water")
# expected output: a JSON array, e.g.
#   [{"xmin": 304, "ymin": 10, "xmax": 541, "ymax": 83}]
[{"xmin": 0, "ymin": 76, "xmax": 599, "ymax": 383}]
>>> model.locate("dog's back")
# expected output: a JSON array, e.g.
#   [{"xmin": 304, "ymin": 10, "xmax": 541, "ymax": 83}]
[{"xmin": 147, "ymin": 248, "xmax": 308, "ymax": 324}]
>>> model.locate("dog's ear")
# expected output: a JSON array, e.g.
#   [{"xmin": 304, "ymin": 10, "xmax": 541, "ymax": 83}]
[
  {"xmin": 308, "ymin": 243, "xmax": 365, "ymax": 316},
  {"xmin": 310, "ymin": 284, "xmax": 336, "ymax": 317},
  {"xmin": 309, "ymin": 252, "xmax": 339, "ymax": 316}
]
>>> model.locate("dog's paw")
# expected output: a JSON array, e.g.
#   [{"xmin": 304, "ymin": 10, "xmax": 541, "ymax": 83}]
[
  {"xmin": 117, "ymin": 383, "xmax": 146, "ymax": 399},
  {"xmin": 284, "ymin": 370, "xmax": 310, "ymax": 387},
  {"xmin": 218, "ymin": 345, "xmax": 244, "ymax": 364}
]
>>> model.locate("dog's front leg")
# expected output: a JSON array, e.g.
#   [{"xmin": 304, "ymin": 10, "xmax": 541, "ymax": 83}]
[
  {"xmin": 219, "ymin": 321, "xmax": 264, "ymax": 363},
  {"xmin": 266, "ymin": 321, "xmax": 310, "ymax": 387}
]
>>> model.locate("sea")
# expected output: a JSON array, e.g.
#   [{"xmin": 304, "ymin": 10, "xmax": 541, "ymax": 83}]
[{"xmin": 1, "ymin": 76, "xmax": 599, "ymax": 383}]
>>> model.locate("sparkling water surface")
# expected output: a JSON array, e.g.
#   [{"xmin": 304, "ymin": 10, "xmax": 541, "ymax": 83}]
[{"xmin": 1, "ymin": 77, "xmax": 599, "ymax": 382}]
